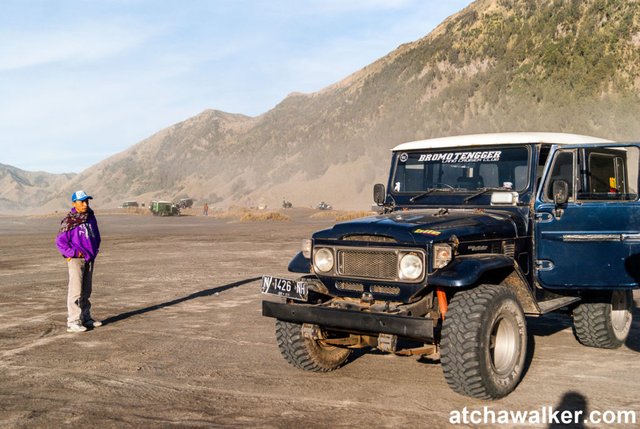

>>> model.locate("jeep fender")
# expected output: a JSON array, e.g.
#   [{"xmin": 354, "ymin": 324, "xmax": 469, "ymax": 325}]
[
  {"xmin": 430, "ymin": 254, "xmax": 540, "ymax": 314},
  {"xmin": 288, "ymin": 251, "xmax": 311, "ymax": 273},
  {"xmin": 429, "ymin": 254, "xmax": 514, "ymax": 288}
]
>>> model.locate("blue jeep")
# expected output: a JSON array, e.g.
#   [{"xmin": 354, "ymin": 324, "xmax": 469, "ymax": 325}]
[{"xmin": 262, "ymin": 132, "xmax": 638, "ymax": 399}]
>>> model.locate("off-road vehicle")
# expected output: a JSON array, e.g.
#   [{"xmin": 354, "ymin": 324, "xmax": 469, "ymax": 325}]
[
  {"xmin": 261, "ymin": 132, "xmax": 638, "ymax": 399},
  {"xmin": 120, "ymin": 201, "xmax": 139, "ymax": 208},
  {"xmin": 150, "ymin": 200, "xmax": 180, "ymax": 216},
  {"xmin": 317, "ymin": 201, "xmax": 332, "ymax": 210},
  {"xmin": 177, "ymin": 198, "xmax": 194, "ymax": 209}
]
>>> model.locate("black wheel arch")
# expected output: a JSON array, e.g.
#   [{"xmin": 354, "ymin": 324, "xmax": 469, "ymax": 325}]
[{"xmin": 430, "ymin": 255, "xmax": 539, "ymax": 315}]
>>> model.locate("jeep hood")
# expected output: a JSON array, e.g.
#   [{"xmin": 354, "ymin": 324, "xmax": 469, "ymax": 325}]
[{"xmin": 313, "ymin": 209, "xmax": 520, "ymax": 244}]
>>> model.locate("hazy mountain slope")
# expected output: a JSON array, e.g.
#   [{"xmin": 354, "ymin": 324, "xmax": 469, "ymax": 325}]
[
  {"xmin": 39, "ymin": 110, "xmax": 256, "ymax": 212},
  {"xmin": 10, "ymin": 0, "xmax": 640, "ymax": 213},
  {"xmin": 198, "ymin": 0, "xmax": 640, "ymax": 208},
  {"xmin": 0, "ymin": 164, "xmax": 76, "ymax": 213}
]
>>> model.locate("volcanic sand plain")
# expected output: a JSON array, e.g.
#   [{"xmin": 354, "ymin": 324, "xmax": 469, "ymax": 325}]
[{"xmin": 1, "ymin": 209, "xmax": 639, "ymax": 428}]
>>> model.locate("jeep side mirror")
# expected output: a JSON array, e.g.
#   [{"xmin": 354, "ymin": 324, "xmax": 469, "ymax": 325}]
[
  {"xmin": 552, "ymin": 180, "xmax": 569, "ymax": 205},
  {"xmin": 373, "ymin": 183, "xmax": 386, "ymax": 205}
]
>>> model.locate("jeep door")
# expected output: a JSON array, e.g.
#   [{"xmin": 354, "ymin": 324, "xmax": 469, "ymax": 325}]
[{"xmin": 534, "ymin": 144, "xmax": 640, "ymax": 289}]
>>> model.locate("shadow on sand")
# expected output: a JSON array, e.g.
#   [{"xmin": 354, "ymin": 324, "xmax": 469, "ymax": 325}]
[
  {"xmin": 548, "ymin": 391, "xmax": 588, "ymax": 429},
  {"xmin": 625, "ymin": 304, "xmax": 640, "ymax": 352},
  {"xmin": 526, "ymin": 312, "xmax": 573, "ymax": 337},
  {"xmin": 100, "ymin": 277, "xmax": 261, "ymax": 326}
]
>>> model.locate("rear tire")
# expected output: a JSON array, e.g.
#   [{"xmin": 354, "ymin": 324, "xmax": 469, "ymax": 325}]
[
  {"xmin": 573, "ymin": 289, "xmax": 633, "ymax": 349},
  {"xmin": 275, "ymin": 320, "xmax": 351, "ymax": 372},
  {"xmin": 441, "ymin": 284, "xmax": 527, "ymax": 399}
]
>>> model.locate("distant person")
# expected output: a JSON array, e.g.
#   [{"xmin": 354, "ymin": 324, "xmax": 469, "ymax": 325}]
[
  {"xmin": 55, "ymin": 190, "xmax": 102, "ymax": 333},
  {"xmin": 203, "ymin": 203, "xmax": 209, "ymax": 216}
]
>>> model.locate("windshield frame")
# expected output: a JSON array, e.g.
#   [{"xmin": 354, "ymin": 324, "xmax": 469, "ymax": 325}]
[{"xmin": 389, "ymin": 145, "xmax": 533, "ymax": 198}]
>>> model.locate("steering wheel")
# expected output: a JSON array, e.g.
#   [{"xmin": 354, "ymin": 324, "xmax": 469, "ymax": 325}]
[{"xmin": 431, "ymin": 182, "xmax": 455, "ymax": 190}]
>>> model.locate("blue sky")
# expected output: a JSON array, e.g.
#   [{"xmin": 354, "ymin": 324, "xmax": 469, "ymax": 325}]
[{"xmin": 0, "ymin": 0, "xmax": 472, "ymax": 173}]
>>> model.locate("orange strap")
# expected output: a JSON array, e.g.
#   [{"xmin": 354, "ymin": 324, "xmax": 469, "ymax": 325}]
[{"xmin": 436, "ymin": 287, "xmax": 448, "ymax": 319}]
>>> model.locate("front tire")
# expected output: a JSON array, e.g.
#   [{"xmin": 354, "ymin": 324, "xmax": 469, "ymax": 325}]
[
  {"xmin": 275, "ymin": 320, "xmax": 351, "ymax": 372},
  {"xmin": 441, "ymin": 284, "xmax": 527, "ymax": 399},
  {"xmin": 573, "ymin": 289, "xmax": 633, "ymax": 349}
]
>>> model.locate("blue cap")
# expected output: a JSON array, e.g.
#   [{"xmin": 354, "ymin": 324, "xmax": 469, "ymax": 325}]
[{"xmin": 72, "ymin": 190, "xmax": 93, "ymax": 202}]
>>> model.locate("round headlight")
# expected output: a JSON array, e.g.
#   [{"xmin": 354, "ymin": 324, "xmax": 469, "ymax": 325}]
[
  {"xmin": 314, "ymin": 248, "xmax": 334, "ymax": 273},
  {"xmin": 399, "ymin": 253, "xmax": 423, "ymax": 280}
]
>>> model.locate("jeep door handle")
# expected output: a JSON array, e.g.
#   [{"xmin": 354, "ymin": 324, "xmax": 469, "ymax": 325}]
[{"xmin": 534, "ymin": 212, "xmax": 554, "ymax": 223}]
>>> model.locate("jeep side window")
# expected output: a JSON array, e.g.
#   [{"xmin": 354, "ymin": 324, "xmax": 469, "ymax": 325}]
[
  {"xmin": 545, "ymin": 150, "xmax": 574, "ymax": 201},
  {"xmin": 577, "ymin": 147, "xmax": 639, "ymax": 201},
  {"xmin": 582, "ymin": 153, "xmax": 623, "ymax": 197}
]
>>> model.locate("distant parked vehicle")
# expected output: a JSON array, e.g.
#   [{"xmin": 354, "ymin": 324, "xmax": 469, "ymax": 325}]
[
  {"xmin": 177, "ymin": 198, "xmax": 193, "ymax": 209},
  {"xmin": 282, "ymin": 199, "xmax": 293, "ymax": 208},
  {"xmin": 150, "ymin": 200, "xmax": 180, "ymax": 216},
  {"xmin": 120, "ymin": 201, "xmax": 139, "ymax": 208},
  {"xmin": 316, "ymin": 201, "xmax": 332, "ymax": 210}
]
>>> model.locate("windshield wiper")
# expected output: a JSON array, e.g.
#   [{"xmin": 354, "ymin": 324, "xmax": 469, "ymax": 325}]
[
  {"xmin": 463, "ymin": 187, "xmax": 509, "ymax": 203},
  {"xmin": 409, "ymin": 187, "xmax": 454, "ymax": 202}
]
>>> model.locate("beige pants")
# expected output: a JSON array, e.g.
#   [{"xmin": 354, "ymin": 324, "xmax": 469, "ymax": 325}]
[{"xmin": 67, "ymin": 258, "xmax": 94, "ymax": 326}]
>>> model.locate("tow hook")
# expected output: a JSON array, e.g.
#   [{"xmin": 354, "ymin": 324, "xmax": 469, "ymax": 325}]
[{"xmin": 360, "ymin": 292, "xmax": 374, "ymax": 304}]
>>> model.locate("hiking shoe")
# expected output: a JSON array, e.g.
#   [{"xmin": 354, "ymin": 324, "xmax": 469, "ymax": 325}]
[
  {"xmin": 67, "ymin": 323, "xmax": 88, "ymax": 333},
  {"xmin": 83, "ymin": 319, "xmax": 102, "ymax": 329}
]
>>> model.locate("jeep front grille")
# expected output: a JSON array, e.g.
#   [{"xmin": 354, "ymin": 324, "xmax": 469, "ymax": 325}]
[
  {"xmin": 319, "ymin": 246, "xmax": 425, "ymax": 283},
  {"xmin": 335, "ymin": 282, "xmax": 402, "ymax": 296},
  {"xmin": 338, "ymin": 249, "xmax": 398, "ymax": 280},
  {"xmin": 336, "ymin": 281, "xmax": 364, "ymax": 292},
  {"xmin": 370, "ymin": 285, "xmax": 401, "ymax": 296}
]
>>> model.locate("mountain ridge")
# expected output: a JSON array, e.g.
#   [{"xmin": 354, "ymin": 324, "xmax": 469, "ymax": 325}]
[{"xmin": 4, "ymin": 0, "xmax": 640, "ymax": 214}]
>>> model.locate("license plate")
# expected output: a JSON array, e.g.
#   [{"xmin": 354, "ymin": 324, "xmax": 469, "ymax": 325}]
[{"xmin": 261, "ymin": 275, "xmax": 308, "ymax": 301}]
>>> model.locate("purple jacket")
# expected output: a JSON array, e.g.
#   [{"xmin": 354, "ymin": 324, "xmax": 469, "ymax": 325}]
[{"xmin": 55, "ymin": 209, "xmax": 101, "ymax": 261}]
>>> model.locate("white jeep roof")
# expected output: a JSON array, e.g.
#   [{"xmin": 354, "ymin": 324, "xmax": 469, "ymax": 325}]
[{"xmin": 392, "ymin": 132, "xmax": 612, "ymax": 151}]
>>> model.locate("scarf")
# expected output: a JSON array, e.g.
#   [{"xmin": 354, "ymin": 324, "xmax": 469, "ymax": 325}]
[{"xmin": 59, "ymin": 208, "xmax": 93, "ymax": 233}]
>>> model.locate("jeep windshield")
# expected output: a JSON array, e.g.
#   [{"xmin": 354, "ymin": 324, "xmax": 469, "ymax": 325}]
[{"xmin": 392, "ymin": 146, "xmax": 530, "ymax": 196}]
